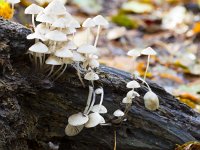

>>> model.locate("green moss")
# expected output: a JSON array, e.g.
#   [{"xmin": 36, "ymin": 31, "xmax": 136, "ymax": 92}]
[{"xmin": 111, "ymin": 13, "xmax": 138, "ymax": 29}]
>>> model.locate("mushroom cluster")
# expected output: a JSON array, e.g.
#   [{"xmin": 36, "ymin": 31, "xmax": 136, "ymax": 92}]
[
  {"xmin": 65, "ymin": 87, "xmax": 107, "ymax": 136},
  {"xmin": 25, "ymin": 0, "xmax": 108, "ymax": 84},
  {"xmin": 126, "ymin": 47, "xmax": 159, "ymax": 111},
  {"xmin": 25, "ymin": 0, "xmax": 109, "ymax": 136}
]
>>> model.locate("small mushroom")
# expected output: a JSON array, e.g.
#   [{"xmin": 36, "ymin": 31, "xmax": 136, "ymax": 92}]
[
  {"xmin": 7, "ymin": 0, "xmax": 20, "ymax": 12},
  {"xmin": 85, "ymin": 112, "xmax": 103, "ymax": 128},
  {"xmin": 25, "ymin": 4, "xmax": 44, "ymax": 29},
  {"xmin": 92, "ymin": 15, "xmax": 109, "ymax": 47},
  {"xmin": 126, "ymin": 80, "xmax": 140, "ymax": 89},
  {"xmin": 127, "ymin": 48, "xmax": 142, "ymax": 58},
  {"xmin": 126, "ymin": 90, "xmax": 140, "ymax": 99},
  {"xmin": 91, "ymin": 104, "xmax": 107, "ymax": 114},
  {"xmin": 77, "ymin": 44, "xmax": 97, "ymax": 54},
  {"xmin": 122, "ymin": 97, "xmax": 132, "ymax": 104},
  {"xmin": 65, "ymin": 124, "xmax": 84, "ymax": 136},
  {"xmin": 84, "ymin": 71, "xmax": 99, "ymax": 81},
  {"xmin": 141, "ymin": 47, "xmax": 157, "ymax": 81},
  {"xmin": 43, "ymin": 0, "xmax": 66, "ymax": 15},
  {"xmin": 113, "ymin": 109, "xmax": 124, "ymax": 117},
  {"xmin": 36, "ymin": 12, "xmax": 56, "ymax": 24},
  {"xmin": 45, "ymin": 55, "xmax": 63, "ymax": 77},
  {"xmin": 68, "ymin": 112, "xmax": 89, "ymax": 126},
  {"xmin": 29, "ymin": 42, "xmax": 48, "ymax": 68},
  {"xmin": 82, "ymin": 18, "xmax": 96, "ymax": 44},
  {"xmin": 144, "ymin": 91, "xmax": 159, "ymax": 111}
]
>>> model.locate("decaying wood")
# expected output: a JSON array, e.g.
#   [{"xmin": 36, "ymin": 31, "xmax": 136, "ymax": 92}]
[{"xmin": 0, "ymin": 18, "xmax": 200, "ymax": 150}]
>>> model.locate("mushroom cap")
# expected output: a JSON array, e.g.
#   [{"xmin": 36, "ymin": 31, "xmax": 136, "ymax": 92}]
[
  {"xmin": 95, "ymin": 88, "xmax": 103, "ymax": 94},
  {"xmin": 72, "ymin": 51, "xmax": 85, "ymax": 62},
  {"xmin": 85, "ymin": 112, "xmax": 102, "ymax": 128},
  {"xmin": 27, "ymin": 32, "xmax": 46, "ymax": 41},
  {"xmin": 52, "ymin": 18, "xmax": 68, "ymax": 28},
  {"xmin": 43, "ymin": 0, "xmax": 66, "ymax": 15},
  {"xmin": 141, "ymin": 47, "xmax": 157, "ymax": 55},
  {"xmin": 93, "ymin": 15, "xmax": 109, "ymax": 27},
  {"xmin": 65, "ymin": 124, "xmax": 84, "ymax": 136},
  {"xmin": 107, "ymin": 27, "xmax": 126, "ymax": 40},
  {"xmin": 25, "ymin": 4, "xmax": 44, "ymax": 15},
  {"xmin": 126, "ymin": 90, "xmax": 140, "ymax": 98},
  {"xmin": 68, "ymin": 19, "xmax": 80, "ymax": 28},
  {"xmin": 55, "ymin": 47, "xmax": 73, "ymax": 58},
  {"xmin": 91, "ymin": 104, "xmax": 107, "ymax": 114},
  {"xmin": 122, "ymin": 97, "xmax": 132, "ymax": 104},
  {"xmin": 82, "ymin": 18, "xmax": 96, "ymax": 28},
  {"xmin": 64, "ymin": 27, "xmax": 76, "ymax": 34},
  {"xmin": 45, "ymin": 56, "xmax": 63, "ymax": 65},
  {"xmin": 84, "ymin": 71, "xmax": 99, "ymax": 81},
  {"xmin": 99, "ymin": 116, "xmax": 106, "ymax": 124},
  {"xmin": 7, "ymin": 0, "xmax": 20, "ymax": 4},
  {"xmin": 35, "ymin": 23, "xmax": 50, "ymax": 35},
  {"xmin": 126, "ymin": 80, "xmax": 140, "ymax": 89},
  {"xmin": 77, "ymin": 44, "xmax": 97, "ymax": 54},
  {"xmin": 113, "ymin": 109, "xmax": 124, "ymax": 117},
  {"xmin": 89, "ymin": 59, "xmax": 99, "ymax": 68},
  {"xmin": 63, "ymin": 58, "xmax": 73, "ymax": 64},
  {"xmin": 36, "ymin": 12, "xmax": 56, "ymax": 24},
  {"xmin": 68, "ymin": 112, "xmax": 89, "ymax": 126},
  {"xmin": 127, "ymin": 49, "xmax": 141, "ymax": 57},
  {"xmin": 45, "ymin": 30, "xmax": 67, "ymax": 41},
  {"xmin": 144, "ymin": 91, "xmax": 159, "ymax": 111},
  {"xmin": 65, "ymin": 41, "xmax": 77, "ymax": 50},
  {"xmin": 29, "ymin": 42, "xmax": 48, "ymax": 53}
]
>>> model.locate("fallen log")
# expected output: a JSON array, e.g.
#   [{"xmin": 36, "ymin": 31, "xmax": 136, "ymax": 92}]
[{"xmin": 0, "ymin": 18, "xmax": 200, "ymax": 150}]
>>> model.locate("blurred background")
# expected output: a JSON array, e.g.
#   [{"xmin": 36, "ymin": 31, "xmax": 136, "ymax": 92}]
[{"xmin": 1, "ymin": 0, "xmax": 200, "ymax": 112}]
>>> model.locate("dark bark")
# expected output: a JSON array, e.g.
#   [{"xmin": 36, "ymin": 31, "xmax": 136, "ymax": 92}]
[{"xmin": 0, "ymin": 18, "xmax": 200, "ymax": 150}]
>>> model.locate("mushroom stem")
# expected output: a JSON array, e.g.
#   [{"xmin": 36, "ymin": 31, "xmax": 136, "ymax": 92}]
[
  {"xmin": 94, "ymin": 25, "xmax": 101, "ymax": 47},
  {"xmin": 53, "ymin": 64, "xmax": 67, "ymax": 81},
  {"xmin": 114, "ymin": 130, "xmax": 117, "ymax": 150},
  {"xmin": 83, "ymin": 86, "xmax": 94, "ymax": 114},
  {"xmin": 39, "ymin": 54, "xmax": 43, "ymax": 70},
  {"xmin": 11, "ymin": 4, "xmax": 14, "ymax": 11},
  {"xmin": 47, "ymin": 65, "xmax": 54, "ymax": 77},
  {"xmin": 76, "ymin": 63, "xmax": 85, "ymax": 87},
  {"xmin": 86, "ymin": 28, "xmax": 90, "ymax": 44},
  {"xmin": 143, "ymin": 55, "xmax": 150, "ymax": 81},
  {"xmin": 34, "ymin": 53, "xmax": 38, "ymax": 69},
  {"xmin": 86, "ymin": 90, "xmax": 96, "ymax": 115},
  {"xmin": 31, "ymin": 14, "xmax": 36, "ymax": 29},
  {"xmin": 137, "ymin": 76, "xmax": 152, "ymax": 91},
  {"xmin": 98, "ymin": 88, "xmax": 104, "ymax": 112},
  {"xmin": 50, "ymin": 65, "xmax": 64, "ymax": 78}
]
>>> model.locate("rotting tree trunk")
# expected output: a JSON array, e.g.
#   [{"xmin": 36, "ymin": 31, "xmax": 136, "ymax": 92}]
[{"xmin": 0, "ymin": 18, "xmax": 200, "ymax": 150}]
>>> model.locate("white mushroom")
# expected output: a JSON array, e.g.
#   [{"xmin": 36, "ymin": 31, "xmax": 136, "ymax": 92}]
[
  {"xmin": 36, "ymin": 12, "xmax": 56, "ymax": 24},
  {"xmin": 92, "ymin": 15, "xmax": 109, "ymax": 47},
  {"xmin": 25, "ymin": 4, "xmax": 44, "ymax": 29},
  {"xmin": 113, "ymin": 109, "xmax": 124, "ymax": 117},
  {"xmin": 82, "ymin": 18, "xmax": 96, "ymax": 44},
  {"xmin": 122, "ymin": 97, "xmax": 132, "ymax": 104},
  {"xmin": 7, "ymin": 0, "xmax": 20, "ymax": 11},
  {"xmin": 84, "ymin": 71, "xmax": 99, "ymax": 81},
  {"xmin": 126, "ymin": 80, "xmax": 140, "ymax": 89},
  {"xmin": 141, "ymin": 47, "xmax": 157, "ymax": 81},
  {"xmin": 65, "ymin": 124, "xmax": 84, "ymax": 136},
  {"xmin": 127, "ymin": 48, "xmax": 142, "ymax": 58},
  {"xmin": 85, "ymin": 112, "xmax": 103, "ymax": 128},
  {"xmin": 91, "ymin": 104, "xmax": 107, "ymax": 114},
  {"xmin": 43, "ymin": 0, "xmax": 66, "ymax": 15},
  {"xmin": 68, "ymin": 112, "xmax": 89, "ymax": 126},
  {"xmin": 126, "ymin": 90, "xmax": 140, "ymax": 99},
  {"xmin": 144, "ymin": 91, "xmax": 159, "ymax": 111},
  {"xmin": 55, "ymin": 48, "xmax": 73, "ymax": 58},
  {"xmin": 29, "ymin": 42, "xmax": 48, "ymax": 68},
  {"xmin": 45, "ymin": 55, "xmax": 63, "ymax": 77},
  {"xmin": 77, "ymin": 44, "xmax": 97, "ymax": 54}
]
